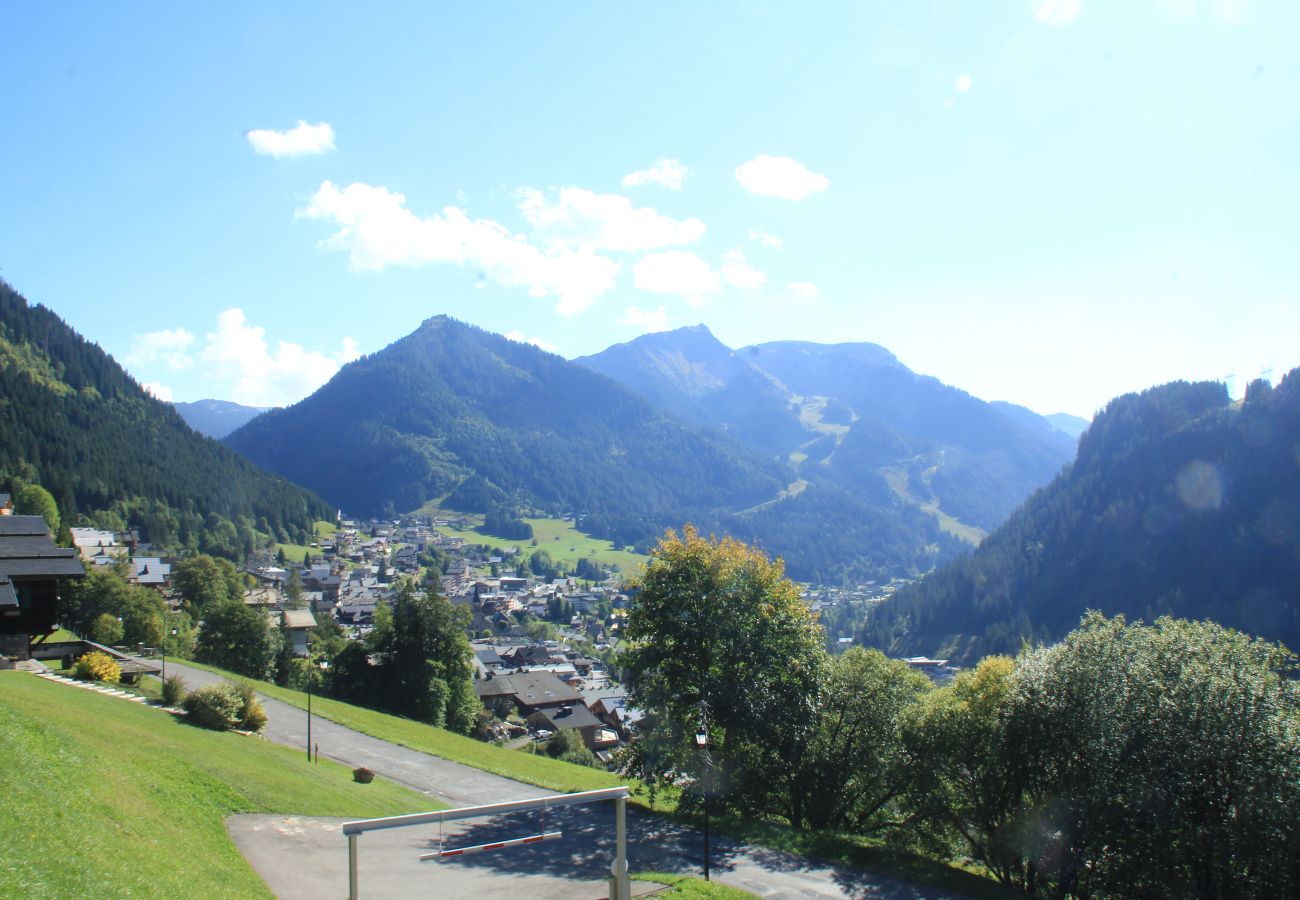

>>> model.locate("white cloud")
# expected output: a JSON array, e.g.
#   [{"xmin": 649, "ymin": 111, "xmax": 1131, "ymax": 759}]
[
  {"xmin": 195, "ymin": 308, "xmax": 358, "ymax": 406},
  {"xmin": 504, "ymin": 330, "xmax": 559, "ymax": 354},
  {"xmin": 787, "ymin": 281, "xmax": 820, "ymax": 300},
  {"xmin": 633, "ymin": 250, "xmax": 722, "ymax": 306},
  {"xmin": 622, "ymin": 159, "xmax": 690, "ymax": 190},
  {"xmin": 735, "ymin": 155, "xmax": 829, "ymax": 200},
  {"xmin": 142, "ymin": 381, "xmax": 173, "ymax": 402},
  {"xmin": 720, "ymin": 249, "xmax": 767, "ymax": 290},
  {"xmin": 129, "ymin": 312, "xmax": 358, "ymax": 406},
  {"xmin": 955, "ymin": 73, "xmax": 974, "ymax": 93},
  {"xmin": 748, "ymin": 229, "xmax": 783, "ymax": 249},
  {"xmin": 299, "ymin": 181, "xmax": 619, "ymax": 316},
  {"xmin": 128, "ymin": 327, "xmax": 195, "ymax": 369},
  {"xmin": 621, "ymin": 306, "xmax": 670, "ymax": 333},
  {"xmin": 518, "ymin": 187, "xmax": 705, "ymax": 253},
  {"xmin": 338, "ymin": 336, "xmax": 362, "ymax": 364},
  {"xmin": 246, "ymin": 121, "xmax": 336, "ymax": 158},
  {"xmin": 1033, "ymin": 0, "xmax": 1083, "ymax": 26}
]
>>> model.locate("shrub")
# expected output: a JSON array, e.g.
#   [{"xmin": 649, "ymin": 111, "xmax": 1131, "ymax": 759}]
[
  {"xmin": 235, "ymin": 682, "xmax": 267, "ymax": 732},
  {"xmin": 72, "ymin": 651, "xmax": 121, "ymax": 683},
  {"xmin": 160, "ymin": 674, "xmax": 186, "ymax": 707},
  {"xmin": 182, "ymin": 681, "xmax": 266, "ymax": 732},
  {"xmin": 183, "ymin": 683, "xmax": 244, "ymax": 730}
]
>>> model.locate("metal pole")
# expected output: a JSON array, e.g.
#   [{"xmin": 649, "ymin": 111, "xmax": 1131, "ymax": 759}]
[
  {"xmin": 703, "ymin": 791, "xmax": 710, "ymax": 881},
  {"xmin": 306, "ymin": 683, "xmax": 313, "ymax": 762},
  {"xmin": 614, "ymin": 796, "xmax": 628, "ymax": 900},
  {"xmin": 348, "ymin": 832, "xmax": 359, "ymax": 899}
]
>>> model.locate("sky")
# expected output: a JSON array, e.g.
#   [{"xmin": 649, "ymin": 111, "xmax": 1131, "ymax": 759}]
[{"xmin": 2, "ymin": 1, "xmax": 1297, "ymax": 418}]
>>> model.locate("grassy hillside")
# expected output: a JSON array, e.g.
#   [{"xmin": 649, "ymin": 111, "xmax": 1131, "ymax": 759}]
[
  {"xmin": 414, "ymin": 503, "xmax": 649, "ymax": 573},
  {"xmin": 0, "ymin": 673, "xmax": 435, "ymax": 898}
]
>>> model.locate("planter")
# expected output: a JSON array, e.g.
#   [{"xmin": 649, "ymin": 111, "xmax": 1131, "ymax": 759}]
[{"xmin": 353, "ymin": 766, "xmax": 375, "ymax": 784}]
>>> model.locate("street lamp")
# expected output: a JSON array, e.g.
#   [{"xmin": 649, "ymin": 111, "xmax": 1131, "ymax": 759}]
[{"xmin": 696, "ymin": 703, "xmax": 712, "ymax": 881}]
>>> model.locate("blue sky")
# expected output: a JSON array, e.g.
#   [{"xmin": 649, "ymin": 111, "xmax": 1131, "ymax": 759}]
[{"xmin": 3, "ymin": 1, "xmax": 1296, "ymax": 417}]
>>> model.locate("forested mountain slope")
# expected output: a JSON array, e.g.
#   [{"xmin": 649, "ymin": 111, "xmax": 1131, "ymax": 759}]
[
  {"xmin": 226, "ymin": 316, "xmax": 957, "ymax": 582},
  {"xmin": 579, "ymin": 327, "xmax": 1076, "ymax": 537},
  {"xmin": 0, "ymin": 280, "xmax": 332, "ymax": 553},
  {"xmin": 864, "ymin": 373, "xmax": 1300, "ymax": 663}
]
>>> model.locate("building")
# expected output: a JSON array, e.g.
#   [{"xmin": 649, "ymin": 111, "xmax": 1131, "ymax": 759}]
[{"xmin": 0, "ymin": 516, "xmax": 84, "ymax": 661}]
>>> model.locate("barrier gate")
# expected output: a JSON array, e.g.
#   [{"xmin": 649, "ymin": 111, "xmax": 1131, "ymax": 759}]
[{"xmin": 341, "ymin": 786, "xmax": 632, "ymax": 899}]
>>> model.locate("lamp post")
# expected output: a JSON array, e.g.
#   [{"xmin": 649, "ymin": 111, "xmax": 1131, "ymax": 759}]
[
  {"xmin": 696, "ymin": 702, "xmax": 712, "ymax": 881},
  {"xmin": 161, "ymin": 627, "xmax": 177, "ymax": 684}
]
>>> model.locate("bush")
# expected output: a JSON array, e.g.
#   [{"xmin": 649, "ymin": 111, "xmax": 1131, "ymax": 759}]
[
  {"xmin": 161, "ymin": 674, "xmax": 186, "ymax": 707},
  {"xmin": 235, "ymin": 682, "xmax": 267, "ymax": 732},
  {"xmin": 183, "ymin": 683, "xmax": 244, "ymax": 730},
  {"xmin": 182, "ymin": 682, "xmax": 266, "ymax": 732},
  {"xmin": 72, "ymin": 651, "xmax": 120, "ymax": 683}
]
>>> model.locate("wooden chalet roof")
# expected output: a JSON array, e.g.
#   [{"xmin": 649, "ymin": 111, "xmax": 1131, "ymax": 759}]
[{"xmin": 0, "ymin": 517, "xmax": 84, "ymax": 579}]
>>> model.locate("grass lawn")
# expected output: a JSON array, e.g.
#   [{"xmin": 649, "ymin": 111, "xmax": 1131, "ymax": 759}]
[
  {"xmin": 274, "ymin": 519, "xmax": 340, "ymax": 564},
  {"xmin": 414, "ymin": 503, "xmax": 648, "ymax": 574},
  {"xmin": 633, "ymin": 871, "xmax": 757, "ymax": 898},
  {"xmin": 0, "ymin": 672, "xmax": 438, "ymax": 898}
]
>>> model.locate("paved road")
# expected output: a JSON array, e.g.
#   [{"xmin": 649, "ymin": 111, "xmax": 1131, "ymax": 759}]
[{"xmin": 170, "ymin": 662, "xmax": 961, "ymax": 899}]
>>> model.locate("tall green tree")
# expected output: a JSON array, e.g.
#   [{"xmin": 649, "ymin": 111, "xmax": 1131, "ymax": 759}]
[
  {"xmin": 373, "ymin": 583, "xmax": 477, "ymax": 733},
  {"xmin": 781, "ymin": 648, "xmax": 931, "ymax": 831},
  {"xmin": 621, "ymin": 526, "xmax": 826, "ymax": 814},
  {"xmin": 902, "ymin": 656, "xmax": 1026, "ymax": 885},
  {"xmin": 13, "ymin": 481, "xmax": 60, "ymax": 533},
  {"xmin": 195, "ymin": 600, "xmax": 274, "ymax": 679},
  {"xmin": 172, "ymin": 555, "xmax": 244, "ymax": 614},
  {"xmin": 1000, "ymin": 613, "xmax": 1300, "ymax": 898}
]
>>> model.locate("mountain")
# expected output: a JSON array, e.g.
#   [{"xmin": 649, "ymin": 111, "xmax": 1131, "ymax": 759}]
[
  {"xmin": 0, "ymin": 280, "xmax": 332, "ymax": 554},
  {"xmin": 578, "ymin": 327, "xmax": 1076, "ymax": 537},
  {"xmin": 173, "ymin": 399, "xmax": 270, "ymax": 439},
  {"xmin": 576, "ymin": 325, "xmax": 806, "ymax": 457},
  {"xmin": 1045, "ymin": 412, "xmax": 1090, "ymax": 438},
  {"xmin": 225, "ymin": 316, "xmax": 956, "ymax": 582},
  {"xmin": 863, "ymin": 373, "xmax": 1300, "ymax": 663}
]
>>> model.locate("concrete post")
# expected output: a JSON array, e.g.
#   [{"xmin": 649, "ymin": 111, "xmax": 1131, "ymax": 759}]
[{"xmin": 348, "ymin": 832, "xmax": 358, "ymax": 899}]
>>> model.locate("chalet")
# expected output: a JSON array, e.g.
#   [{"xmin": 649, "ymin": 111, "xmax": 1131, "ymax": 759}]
[
  {"xmin": 128, "ymin": 556, "xmax": 171, "ymax": 589},
  {"xmin": 473, "ymin": 669, "xmax": 583, "ymax": 717},
  {"xmin": 274, "ymin": 608, "xmax": 318, "ymax": 656},
  {"xmin": 69, "ymin": 527, "xmax": 127, "ymax": 566},
  {"xmin": 0, "ymin": 493, "xmax": 12, "ymax": 515},
  {"xmin": 527, "ymin": 703, "xmax": 620, "ymax": 751},
  {"xmin": 0, "ymin": 516, "xmax": 84, "ymax": 661}
]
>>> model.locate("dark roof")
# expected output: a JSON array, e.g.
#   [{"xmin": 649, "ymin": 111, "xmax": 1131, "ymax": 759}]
[
  {"xmin": 0, "ymin": 576, "xmax": 17, "ymax": 608},
  {"xmin": 0, "ymin": 516, "xmax": 53, "ymax": 537},
  {"xmin": 530, "ymin": 703, "xmax": 603, "ymax": 730},
  {"xmin": 0, "ymin": 517, "xmax": 84, "ymax": 580},
  {"xmin": 473, "ymin": 670, "xmax": 583, "ymax": 706}
]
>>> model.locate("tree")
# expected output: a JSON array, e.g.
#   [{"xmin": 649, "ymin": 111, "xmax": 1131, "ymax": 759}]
[
  {"xmin": 284, "ymin": 569, "xmax": 306, "ymax": 610},
  {"xmin": 902, "ymin": 656, "xmax": 1026, "ymax": 885},
  {"xmin": 272, "ymin": 612, "xmax": 295, "ymax": 686},
  {"xmin": 782, "ymin": 648, "xmax": 931, "ymax": 831},
  {"xmin": 621, "ymin": 526, "xmax": 826, "ymax": 814},
  {"xmin": 13, "ymin": 481, "xmax": 60, "ymax": 533},
  {"xmin": 372, "ymin": 583, "xmax": 478, "ymax": 733},
  {"xmin": 172, "ymin": 555, "xmax": 243, "ymax": 614},
  {"xmin": 195, "ymin": 600, "xmax": 275, "ymax": 678},
  {"xmin": 89, "ymin": 611, "xmax": 124, "ymax": 645}
]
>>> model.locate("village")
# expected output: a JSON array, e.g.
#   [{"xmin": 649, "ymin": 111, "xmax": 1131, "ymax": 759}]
[{"xmin": 54, "ymin": 508, "xmax": 957, "ymax": 765}]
